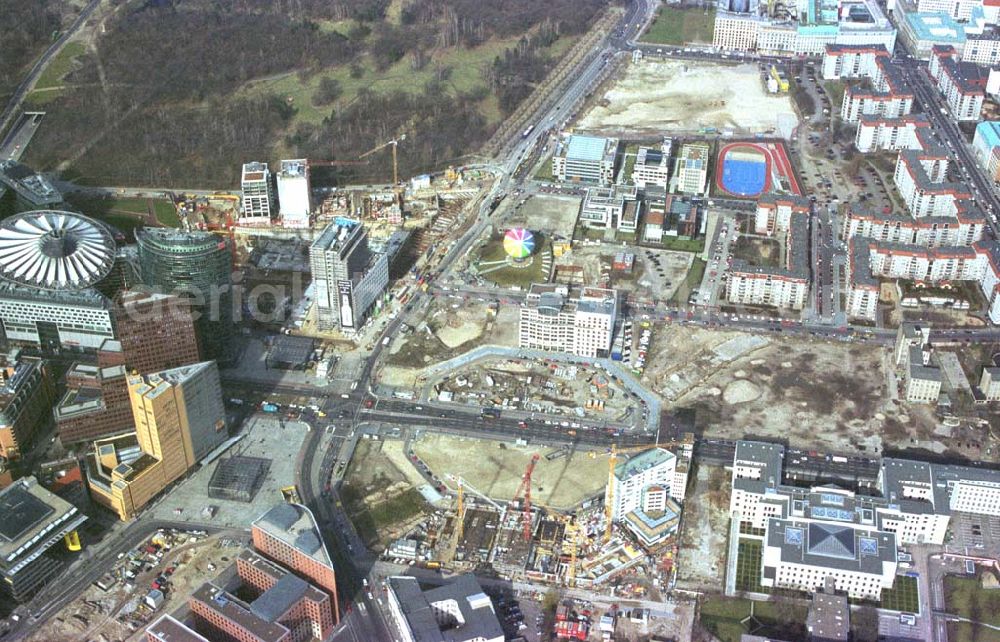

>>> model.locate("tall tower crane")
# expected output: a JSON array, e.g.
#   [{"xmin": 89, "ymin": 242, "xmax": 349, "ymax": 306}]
[
  {"xmin": 358, "ymin": 134, "xmax": 407, "ymax": 186},
  {"xmin": 446, "ymin": 473, "xmax": 504, "ymax": 545},
  {"xmin": 511, "ymin": 454, "xmax": 540, "ymax": 541}
]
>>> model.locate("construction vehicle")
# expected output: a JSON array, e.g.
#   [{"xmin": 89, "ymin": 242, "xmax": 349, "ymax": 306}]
[
  {"xmin": 64, "ymin": 530, "xmax": 82, "ymax": 552},
  {"xmin": 280, "ymin": 485, "xmax": 301, "ymax": 504}
]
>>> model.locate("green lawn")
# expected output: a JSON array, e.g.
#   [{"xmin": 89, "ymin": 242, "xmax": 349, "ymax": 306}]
[
  {"xmin": 945, "ymin": 574, "xmax": 1000, "ymax": 627},
  {"xmin": 152, "ymin": 200, "xmax": 181, "ymax": 227},
  {"xmin": 621, "ymin": 153, "xmax": 637, "ymax": 184},
  {"xmin": 534, "ymin": 154, "xmax": 555, "ymax": 182},
  {"xmin": 641, "ymin": 7, "xmax": 716, "ymax": 45},
  {"xmin": 699, "ymin": 595, "xmax": 808, "ymax": 642},
  {"xmin": 35, "ymin": 41, "xmax": 86, "ymax": 90},
  {"xmin": 822, "ymin": 80, "xmax": 846, "ymax": 110},
  {"xmin": 64, "ymin": 194, "xmax": 179, "ymax": 237},
  {"xmin": 26, "ymin": 41, "xmax": 88, "ymax": 105},
  {"xmin": 659, "ymin": 236, "xmax": 705, "ymax": 253},
  {"xmin": 735, "ymin": 539, "xmax": 765, "ymax": 593},
  {"xmin": 881, "ymin": 575, "xmax": 920, "ymax": 613},
  {"xmin": 235, "ymin": 35, "xmax": 568, "ymax": 127},
  {"xmin": 474, "ymin": 234, "xmax": 551, "ymax": 289}
]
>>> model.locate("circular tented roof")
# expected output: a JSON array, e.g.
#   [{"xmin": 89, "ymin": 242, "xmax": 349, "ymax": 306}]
[{"xmin": 0, "ymin": 210, "xmax": 116, "ymax": 291}]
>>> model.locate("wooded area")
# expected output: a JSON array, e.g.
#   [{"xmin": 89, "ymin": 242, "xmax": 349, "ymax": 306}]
[
  {"xmin": 0, "ymin": 0, "xmax": 69, "ymax": 104},
  {"xmin": 20, "ymin": 0, "xmax": 610, "ymax": 187}
]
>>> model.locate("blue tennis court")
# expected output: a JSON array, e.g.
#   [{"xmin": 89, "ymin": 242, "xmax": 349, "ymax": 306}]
[{"xmin": 721, "ymin": 158, "xmax": 767, "ymax": 196}]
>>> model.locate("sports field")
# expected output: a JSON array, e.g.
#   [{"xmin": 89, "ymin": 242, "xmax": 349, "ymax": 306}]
[{"xmin": 714, "ymin": 140, "xmax": 801, "ymax": 198}]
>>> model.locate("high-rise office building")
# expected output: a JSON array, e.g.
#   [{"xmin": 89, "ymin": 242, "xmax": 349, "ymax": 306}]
[
  {"xmin": 276, "ymin": 160, "xmax": 311, "ymax": 229},
  {"xmin": 114, "ymin": 291, "xmax": 201, "ymax": 372},
  {"xmin": 135, "ymin": 229, "xmax": 235, "ymax": 365},
  {"xmin": 0, "ymin": 351, "xmax": 53, "ymax": 460},
  {"xmin": 309, "ymin": 219, "xmax": 389, "ymax": 333},
  {"xmin": 86, "ymin": 361, "xmax": 226, "ymax": 520},
  {"xmin": 0, "ymin": 210, "xmax": 118, "ymax": 351},
  {"xmin": 240, "ymin": 161, "xmax": 274, "ymax": 226}
]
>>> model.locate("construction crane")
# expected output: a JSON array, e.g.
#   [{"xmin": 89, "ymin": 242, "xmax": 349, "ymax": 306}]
[
  {"xmin": 456, "ymin": 479, "xmax": 464, "ymax": 542},
  {"xmin": 359, "ymin": 134, "xmax": 407, "ymax": 186},
  {"xmin": 510, "ymin": 454, "xmax": 540, "ymax": 542},
  {"xmin": 562, "ymin": 515, "xmax": 583, "ymax": 586}
]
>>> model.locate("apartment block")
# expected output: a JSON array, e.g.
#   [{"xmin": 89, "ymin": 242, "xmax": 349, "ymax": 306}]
[
  {"xmin": 973, "ymin": 120, "xmax": 1000, "ymax": 181},
  {"xmin": 980, "ymin": 366, "xmax": 1000, "ymax": 401},
  {"xmin": 754, "ymin": 194, "xmax": 811, "ymax": 236},
  {"xmin": 518, "ymin": 284, "xmax": 617, "ymax": 358},
  {"xmin": 727, "ymin": 201, "xmax": 810, "ymax": 310},
  {"xmin": 854, "ymin": 113, "xmax": 932, "ymax": 153},
  {"xmin": 823, "ymin": 45, "xmax": 914, "ymax": 123},
  {"xmin": 929, "ymin": 45, "xmax": 987, "ymax": 121}
]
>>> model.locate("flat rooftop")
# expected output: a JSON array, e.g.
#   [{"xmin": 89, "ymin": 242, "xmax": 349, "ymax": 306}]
[
  {"xmin": 565, "ymin": 135, "xmax": 612, "ymax": 162},
  {"xmin": 0, "ymin": 477, "xmax": 86, "ymax": 569},
  {"xmin": 253, "ymin": 503, "xmax": 332, "ymax": 568},
  {"xmin": 145, "ymin": 614, "xmax": 210, "ymax": 642}
]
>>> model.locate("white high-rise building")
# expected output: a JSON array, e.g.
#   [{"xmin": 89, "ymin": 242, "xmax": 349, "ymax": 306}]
[
  {"xmin": 310, "ymin": 219, "xmax": 389, "ymax": 333},
  {"xmin": 277, "ymin": 159, "xmax": 311, "ymax": 229},
  {"xmin": 240, "ymin": 162, "xmax": 274, "ymax": 226},
  {"xmin": 518, "ymin": 285, "xmax": 617, "ymax": 358},
  {"xmin": 609, "ymin": 448, "xmax": 678, "ymax": 521}
]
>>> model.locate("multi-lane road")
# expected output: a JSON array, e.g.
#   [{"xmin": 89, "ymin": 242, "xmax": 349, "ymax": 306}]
[{"xmin": 0, "ymin": 0, "xmax": 102, "ymax": 140}]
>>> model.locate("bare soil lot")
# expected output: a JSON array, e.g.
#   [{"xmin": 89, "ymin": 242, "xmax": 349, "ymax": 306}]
[
  {"xmin": 578, "ymin": 60, "xmax": 797, "ymax": 136},
  {"xmin": 507, "ymin": 194, "xmax": 582, "ymax": 240},
  {"xmin": 641, "ymin": 325, "xmax": 939, "ymax": 453},
  {"xmin": 412, "ymin": 433, "xmax": 607, "ymax": 509}
]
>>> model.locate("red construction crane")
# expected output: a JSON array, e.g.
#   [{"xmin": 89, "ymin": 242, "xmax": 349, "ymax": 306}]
[{"xmin": 511, "ymin": 454, "xmax": 540, "ymax": 541}]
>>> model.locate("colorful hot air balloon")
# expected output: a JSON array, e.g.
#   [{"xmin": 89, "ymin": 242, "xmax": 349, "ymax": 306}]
[{"xmin": 503, "ymin": 228, "xmax": 535, "ymax": 259}]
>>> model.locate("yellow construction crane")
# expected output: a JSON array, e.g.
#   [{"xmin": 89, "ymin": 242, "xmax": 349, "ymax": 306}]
[
  {"xmin": 359, "ymin": 134, "xmax": 407, "ymax": 186},
  {"xmin": 563, "ymin": 515, "xmax": 582, "ymax": 586}
]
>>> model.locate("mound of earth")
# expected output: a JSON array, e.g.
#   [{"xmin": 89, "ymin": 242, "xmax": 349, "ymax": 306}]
[{"xmin": 723, "ymin": 379, "xmax": 761, "ymax": 405}]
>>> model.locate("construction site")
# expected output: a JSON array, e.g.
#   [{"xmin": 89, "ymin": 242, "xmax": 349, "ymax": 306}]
[
  {"xmin": 27, "ymin": 529, "xmax": 245, "ymax": 642},
  {"xmin": 356, "ymin": 431, "xmax": 696, "ymax": 600},
  {"xmin": 428, "ymin": 358, "xmax": 635, "ymax": 423}
]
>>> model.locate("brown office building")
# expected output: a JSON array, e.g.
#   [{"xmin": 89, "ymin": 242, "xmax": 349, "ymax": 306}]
[
  {"xmin": 251, "ymin": 503, "xmax": 340, "ymax": 624},
  {"xmin": 114, "ymin": 291, "xmax": 200, "ymax": 373},
  {"xmin": 0, "ymin": 352, "xmax": 54, "ymax": 460},
  {"xmin": 187, "ymin": 551, "xmax": 335, "ymax": 642},
  {"xmin": 145, "ymin": 614, "xmax": 210, "ymax": 642},
  {"xmin": 55, "ymin": 291, "xmax": 201, "ymax": 445}
]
